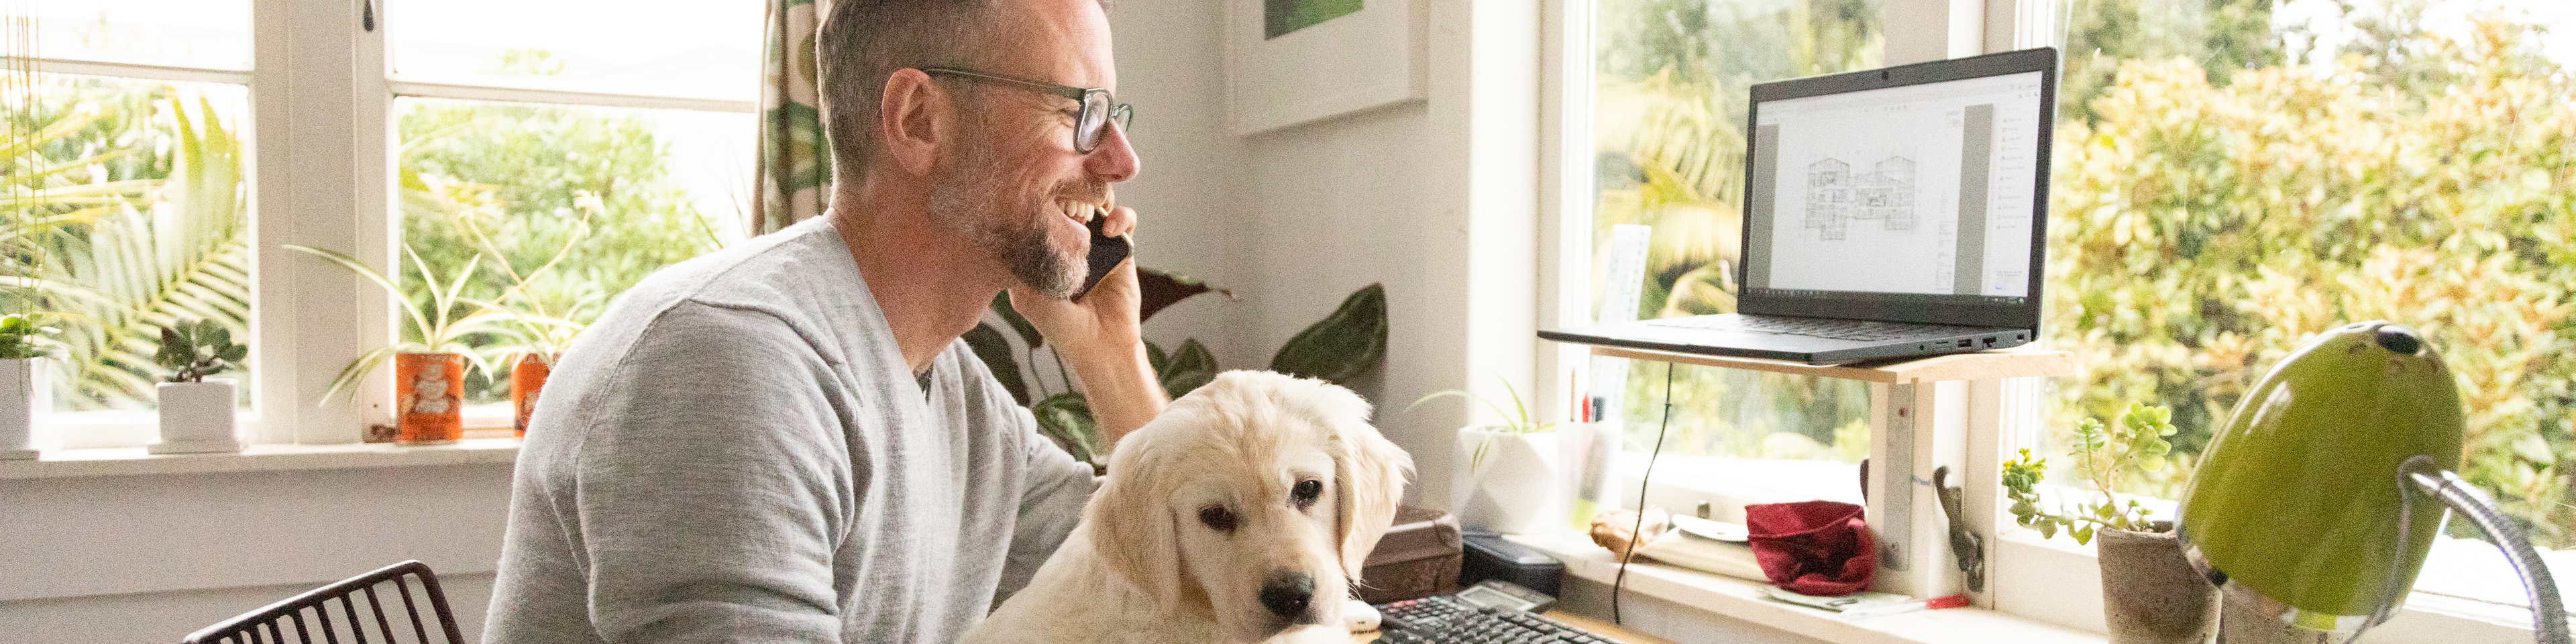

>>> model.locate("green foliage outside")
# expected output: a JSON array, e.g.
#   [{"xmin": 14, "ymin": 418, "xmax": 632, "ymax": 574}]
[
  {"xmin": 2, "ymin": 76, "xmax": 249, "ymax": 410},
  {"xmin": 1591, "ymin": 0, "xmax": 1882, "ymax": 462},
  {"xmin": 2051, "ymin": 13, "xmax": 2576, "ymax": 546}
]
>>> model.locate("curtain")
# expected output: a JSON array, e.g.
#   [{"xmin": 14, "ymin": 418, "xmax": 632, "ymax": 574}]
[{"xmin": 753, "ymin": 0, "xmax": 834, "ymax": 236}]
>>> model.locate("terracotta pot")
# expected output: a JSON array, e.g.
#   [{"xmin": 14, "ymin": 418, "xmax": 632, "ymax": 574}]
[
  {"xmin": 2098, "ymin": 527, "xmax": 2219, "ymax": 644},
  {"xmin": 396, "ymin": 352, "xmax": 464, "ymax": 445},
  {"xmin": 511, "ymin": 354, "xmax": 553, "ymax": 439}
]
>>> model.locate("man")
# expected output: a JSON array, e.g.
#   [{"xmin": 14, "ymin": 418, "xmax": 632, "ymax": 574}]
[{"xmin": 482, "ymin": 0, "xmax": 1161, "ymax": 641}]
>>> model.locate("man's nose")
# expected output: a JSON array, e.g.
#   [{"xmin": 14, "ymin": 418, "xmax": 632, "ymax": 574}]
[{"xmin": 1085, "ymin": 121, "xmax": 1140, "ymax": 183}]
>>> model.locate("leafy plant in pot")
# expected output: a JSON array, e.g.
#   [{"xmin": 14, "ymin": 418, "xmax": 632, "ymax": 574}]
[
  {"xmin": 966, "ymin": 276, "xmax": 1389, "ymax": 471},
  {"xmin": 284, "ymin": 244, "xmax": 509, "ymax": 445},
  {"xmin": 1415, "ymin": 378, "xmax": 1560, "ymax": 535},
  {"xmin": 2002, "ymin": 403, "xmax": 2215, "ymax": 644},
  {"xmin": 0, "ymin": 313, "xmax": 61, "ymax": 460},
  {"xmin": 150, "ymin": 319, "xmax": 248, "ymax": 453}
]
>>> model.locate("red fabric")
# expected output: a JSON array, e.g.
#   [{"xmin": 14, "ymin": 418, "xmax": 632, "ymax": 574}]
[{"xmin": 1743, "ymin": 500, "xmax": 1879, "ymax": 596}]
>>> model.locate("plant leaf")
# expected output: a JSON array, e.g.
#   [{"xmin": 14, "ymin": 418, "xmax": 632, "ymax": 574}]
[
  {"xmin": 1138, "ymin": 268, "xmax": 1230, "ymax": 323},
  {"xmin": 1030, "ymin": 392, "xmax": 1102, "ymax": 465},
  {"xmin": 1159, "ymin": 338, "xmax": 1218, "ymax": 399},
  {"xmin": 963, "ymin": 323, "xmax": 1031, "ymax": 407},
  {"xmin": 1268, "ymin": 283, "xmax": 1387, "ymax": 386}
]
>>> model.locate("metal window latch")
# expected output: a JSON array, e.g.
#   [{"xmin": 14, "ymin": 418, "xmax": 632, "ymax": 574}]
[{"xmin": 1932, "ymin": 466, "xmax": 1986, "ymax": 592}]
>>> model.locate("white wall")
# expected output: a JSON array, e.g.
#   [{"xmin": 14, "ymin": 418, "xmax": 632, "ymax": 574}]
[{"xmin": 0, "ymin": 465, "xmax": 511, "ymax": 643}]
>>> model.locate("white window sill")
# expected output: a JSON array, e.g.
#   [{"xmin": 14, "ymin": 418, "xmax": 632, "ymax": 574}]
[
  {"xmin": 1507, "ymin": 531, "xmax": 2104, "ymax": 644},
  {"xmin": 0, "ymin": 435, "xmax": 521, "ymax": 480}
]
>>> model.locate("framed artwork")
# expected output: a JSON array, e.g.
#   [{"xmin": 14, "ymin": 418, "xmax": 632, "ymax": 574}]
[{"xmin": 1222, "ymin": 0, "xmax": 1423, "ymax": 136}]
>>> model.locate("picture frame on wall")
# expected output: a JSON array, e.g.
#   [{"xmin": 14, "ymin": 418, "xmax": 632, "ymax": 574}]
[{"xmin": 1222, "ymin": 0, "xmax": 1424, "ymax": 136}]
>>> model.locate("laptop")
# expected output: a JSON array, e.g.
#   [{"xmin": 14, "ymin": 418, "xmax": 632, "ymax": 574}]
[{"xmin": 1542, "ymin": 47, "xmax": 2059, "ymax": 366}]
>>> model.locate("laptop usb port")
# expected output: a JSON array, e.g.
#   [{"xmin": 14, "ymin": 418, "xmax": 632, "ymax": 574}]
[{"xmin": 1955, "ymin": 339, "xmax": 1973, "ymax": 348}]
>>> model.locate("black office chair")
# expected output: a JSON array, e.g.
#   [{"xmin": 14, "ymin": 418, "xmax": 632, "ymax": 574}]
[{"xmin": 180, "ymin": 560, "xmax": 464, "ymax": 644}]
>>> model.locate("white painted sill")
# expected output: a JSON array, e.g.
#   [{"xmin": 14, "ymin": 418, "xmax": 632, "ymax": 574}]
[
  {"xmin": 1507, "ymin": 531, "xmax": 2104, "ymax": 644},
  {"xmin": 0, "ymin": 435, "xmax": 521, "ymax": 480}
]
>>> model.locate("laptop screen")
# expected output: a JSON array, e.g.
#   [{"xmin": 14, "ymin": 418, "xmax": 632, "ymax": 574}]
[{"xmin": 1737, "ymin": 50, "xmax": 2055, "ymax": 328}]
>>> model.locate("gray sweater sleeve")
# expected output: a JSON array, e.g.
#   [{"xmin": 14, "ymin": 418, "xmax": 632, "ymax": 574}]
[{"xmin": 570, "ymin": 303, "xmax": 852, "ymax": 643}]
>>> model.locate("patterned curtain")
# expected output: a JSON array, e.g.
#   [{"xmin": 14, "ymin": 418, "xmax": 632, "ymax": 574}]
[{"xmin": 753, "ymin": 0, "xmax": 835, "ymax": 235}]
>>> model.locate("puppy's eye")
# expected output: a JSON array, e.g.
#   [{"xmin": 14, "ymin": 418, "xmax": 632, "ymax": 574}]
[
  {"xmin": 1199, "ymin": 505, "xmax": 1238, "ymax": 533},
  {"xmin": 1291, "ymin": 480, "xmax": 1323, "ymax": 510}
]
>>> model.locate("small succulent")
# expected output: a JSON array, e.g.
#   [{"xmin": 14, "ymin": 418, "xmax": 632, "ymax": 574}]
[
  {"xmin": 2002, "ymin": 402, "xmax": 2180, "ymax": 545},
  {"xmin": 0, "ymin": 313, "xmax": 60, "ymax": 360},
  {"xmin": 156, "ymin": 319, "xmax": 249, "ymax": 384}
]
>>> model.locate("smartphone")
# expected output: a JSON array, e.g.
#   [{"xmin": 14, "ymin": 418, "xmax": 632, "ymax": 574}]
[{"xmin": 1077, "ymin": 215, "xmax": 1131, "ymax": 299}]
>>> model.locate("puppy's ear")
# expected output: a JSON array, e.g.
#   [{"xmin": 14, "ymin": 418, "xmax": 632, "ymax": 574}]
[
  {"xmin": 1091, "ymin": 432, "xmax": 1184, "ymax": 606},
  {"xmin": 1324, "ymin": 386, "xmax": 1415, "ymax": 581}
]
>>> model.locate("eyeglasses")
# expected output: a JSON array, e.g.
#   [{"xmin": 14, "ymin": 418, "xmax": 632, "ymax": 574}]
[{"xmin": 919, "ymin": 67, "xmax": 1134, "ymax": 154}]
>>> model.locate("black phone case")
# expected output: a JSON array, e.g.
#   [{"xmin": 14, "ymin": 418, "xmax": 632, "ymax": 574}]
[{"xmin": 1077, "ymin": 215, "xmax": 1130, "ymax": 299}]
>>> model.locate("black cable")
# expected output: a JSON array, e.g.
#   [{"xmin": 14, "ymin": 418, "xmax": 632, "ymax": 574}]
[{"xmin": 1612, "ymin": 361, "xmax": 1677, "ymax": 627}]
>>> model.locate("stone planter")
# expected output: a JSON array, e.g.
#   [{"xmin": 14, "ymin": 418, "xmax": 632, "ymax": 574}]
[
  {"xmin": 152, "ymin": 379, "xmax": 241, "ymax": 454},
  {"xmin": 0, "ymin": 357, "xmax": 42, "ymax": 460},
  {"xmin": 1448, "ymin": 427, "xmax": 1563, "ymax": 535},
  {"xmin": 2098, "ymin": 527, "xmax": 2219, "ymax": 644},
  {"xmin": 396, "ymin": 352, "xmax": 464, "ymax": 445}
]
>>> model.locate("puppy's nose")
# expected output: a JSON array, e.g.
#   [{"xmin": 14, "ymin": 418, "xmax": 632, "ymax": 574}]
[{"xmin": 1257, "ymin": 571, "xmax": 1316, "ymax": 620}]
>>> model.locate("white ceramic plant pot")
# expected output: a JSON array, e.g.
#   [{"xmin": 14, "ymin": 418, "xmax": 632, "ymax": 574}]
[
  {"xmin": 152, "ymin": 379, "xmax": 241, "ymax": 454},
  {"xmin": 0, "ymin": 357, "xmax": 40, "ymax": 460},
  {"xmin": 1448, "ymin": 427, "xmax": 1564, "ymax": 535}
]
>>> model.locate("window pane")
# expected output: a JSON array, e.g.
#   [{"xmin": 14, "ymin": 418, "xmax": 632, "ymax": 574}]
[
  {"xmin": 4, "ymin": 74, "xmax": 253, "ymax": 413},
  {"xmin": 1589, "ymin": 0, "xmax": 1883, "ymax": 491},
  {"xmin": 28, "ymin": 0, "xmax": 251, "ymax": 69},
  {"xmin": 388, "ymin": 0, "xmax": 761, "ymax": 101},
  {"xmin": 395, "ymin": 97, "xmax": 749, "ymax": 406},
  {"xmin": 2047, "ymin": 0, "xmax": 2576, "ymax": 598}
]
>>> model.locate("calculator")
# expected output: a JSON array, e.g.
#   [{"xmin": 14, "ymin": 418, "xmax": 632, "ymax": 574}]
[{"xmin": 1373, "ymin": 580, "xmax": 1626, "ymax": 644}]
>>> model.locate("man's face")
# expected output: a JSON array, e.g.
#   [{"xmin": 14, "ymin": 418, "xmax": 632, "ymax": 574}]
[{"xmin": 924, "ymin": 0, "xmax": 1138, "ymax": 300}]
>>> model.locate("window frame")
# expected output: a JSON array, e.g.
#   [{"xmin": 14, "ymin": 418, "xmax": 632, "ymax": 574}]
[{"xmin": 1551, "ymin": 0, "xmax": 2555, "ymax": 639}]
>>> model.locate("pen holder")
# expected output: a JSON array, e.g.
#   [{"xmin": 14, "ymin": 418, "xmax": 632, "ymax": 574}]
[{"xmin": 1560, "ymin": 421, "xmax": 1623, "ymax": 530}]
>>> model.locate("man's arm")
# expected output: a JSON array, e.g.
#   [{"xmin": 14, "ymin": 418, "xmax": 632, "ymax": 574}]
[
  {"xmin": 574, "ymin": 304, "xmax": 850, "ymax": 643},
  {"xmin": 1009, "ymin": 206, "xmax": 1166, "ymax": 444}
]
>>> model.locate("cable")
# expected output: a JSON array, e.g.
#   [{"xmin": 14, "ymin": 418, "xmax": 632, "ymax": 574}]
[{"xmin": 1612, "ymin": 361, "xmax": 1677, "ymax": 626}]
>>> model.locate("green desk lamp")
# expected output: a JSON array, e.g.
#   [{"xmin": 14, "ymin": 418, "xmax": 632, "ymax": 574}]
[{"xmin": 2178, "ymin": 321, "xmax": 2567, "ymax": 644}]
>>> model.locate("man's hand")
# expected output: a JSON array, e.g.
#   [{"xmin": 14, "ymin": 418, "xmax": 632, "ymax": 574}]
[{"xmin": 1010, "ymin": 206, "xmax": 1167, "ymax": 444}]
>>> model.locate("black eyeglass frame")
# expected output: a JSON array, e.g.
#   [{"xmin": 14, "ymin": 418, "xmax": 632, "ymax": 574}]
[{"xmin": 918, "ymin": 67, "xmax": 1134, "ymax": 154}]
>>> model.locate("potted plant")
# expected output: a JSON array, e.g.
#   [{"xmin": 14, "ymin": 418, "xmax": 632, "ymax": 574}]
[
  {"xmin": 284, "ymin": 244, "xmax": 508, "ymax": 445},
  {"xmin": 0, "ymin": 313, "xmax": 60, "ymax": 460},
  {"xmin": 150, "ymin": 319, "xmax": 248, "ymax": 454},
  {"xmin": 2002, "ymin": 403, "xmax": 2215, "ymax": 644},
  {"xmin": 1417, "ymin": 378, "xmax": 1562, "ymax": 535}
]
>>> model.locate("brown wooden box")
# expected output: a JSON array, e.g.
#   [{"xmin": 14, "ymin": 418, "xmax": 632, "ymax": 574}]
[{"xmin": 1358, "ymin": 505, "xmax": 1462, "ymax": 603}]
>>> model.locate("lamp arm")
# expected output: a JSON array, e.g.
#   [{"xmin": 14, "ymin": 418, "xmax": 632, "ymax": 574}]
[{"xmin": 2398, "ymin": 455, "xmax": 2569, "ymax": 644}]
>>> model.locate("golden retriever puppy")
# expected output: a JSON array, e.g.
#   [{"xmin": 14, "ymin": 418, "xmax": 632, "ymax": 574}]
[{"xmin": 961, "ymin": 371, "xmax": 1413, "ymax": 644}]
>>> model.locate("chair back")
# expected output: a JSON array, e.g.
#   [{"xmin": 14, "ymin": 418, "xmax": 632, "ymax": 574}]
[{"xmin": 180, "ymin": 560, "xmax": 464, "ymax": 644}]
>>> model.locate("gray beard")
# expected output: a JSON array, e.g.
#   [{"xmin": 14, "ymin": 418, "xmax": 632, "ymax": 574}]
[{"xmin": 927, "ymin": 131, "xmax": 1083, "ymax": 300}]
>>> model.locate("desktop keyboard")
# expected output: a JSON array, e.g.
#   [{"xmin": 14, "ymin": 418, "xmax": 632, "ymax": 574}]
[
  {"xmin": 1374, "ymin": 595, "xmax": 1627, "ymax": 644},
  {"xmin": 1643, "ymin": 315, "xmax": 1964, "ymax": 342}
]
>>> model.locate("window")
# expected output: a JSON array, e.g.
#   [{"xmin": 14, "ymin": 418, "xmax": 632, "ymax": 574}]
[
  {"xmin": 387, "ymin": 0, "xmax": 756, "ymax": 422},
  {"xmin": 1569, "ymin": 0, "xmax": 2569, "ymax": 635},
  {"xmin": 7, "ymin": 0, "xmax": 255, "ymax": 449},
  {"xmin": 2043, "ymin": 0, "xmax": 2575, "ymax": 610},
  {"xmin": 1587, "ymin": 0, "xmax": 1886, "ymax": 508},
  {"xmin": 9, "ymin": 0, "xmax": 757, "ymax": 443}
]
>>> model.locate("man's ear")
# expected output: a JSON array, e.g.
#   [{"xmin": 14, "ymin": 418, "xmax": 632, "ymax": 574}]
[
  {"xmin": 1328, "ymin": 392, "xmax": 1414, "ymax": 580},
  {"xmin": 1091, "ymin": 433, "xmax": 1183, "ymax": 606},
  {"xmin": 877, "ymin": 67, "xmax": 947, "ymax": 178}
]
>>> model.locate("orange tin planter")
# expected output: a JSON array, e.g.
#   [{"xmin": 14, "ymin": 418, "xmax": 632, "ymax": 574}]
[
  {"xmin": 396, "ymin": 352, "xmax": 464, "ymax": 445},
  {"xmin": 511, "ymin": 354, "xmax": 553, "ymax": 439}
]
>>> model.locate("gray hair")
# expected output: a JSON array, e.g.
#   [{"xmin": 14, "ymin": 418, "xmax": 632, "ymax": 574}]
[{"xmin": 814, "ymin": 0, "xmax": 1110, "ymax": 186}]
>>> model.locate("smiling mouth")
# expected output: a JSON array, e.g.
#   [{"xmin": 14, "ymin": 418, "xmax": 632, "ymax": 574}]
[{"xmin": 1058, "ymin": 199, "xmax": 1107, "ymax": 226}]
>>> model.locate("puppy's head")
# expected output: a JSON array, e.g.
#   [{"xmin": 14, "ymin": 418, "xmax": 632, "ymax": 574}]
[{"xmin": 1091, "ymin": 371, "xmax": 1413, "ymax": 642}]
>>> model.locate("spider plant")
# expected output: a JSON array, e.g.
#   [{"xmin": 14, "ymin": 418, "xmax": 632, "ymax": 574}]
[
  {"xmin": 1412, "ymin": 375, "xmax": 1556, "ymax": 474},
  {"xmin": 282, "ymin": 244, "xmax": 510, "ymax": 402}
]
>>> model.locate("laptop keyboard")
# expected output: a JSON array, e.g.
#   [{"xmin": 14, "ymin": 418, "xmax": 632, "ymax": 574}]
[{"xmin": 1643, "ymin": 316, "xmax": 1964, "ymax": 341}]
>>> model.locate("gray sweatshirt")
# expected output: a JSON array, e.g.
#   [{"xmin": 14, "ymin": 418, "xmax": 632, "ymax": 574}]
[{"xmin": 483, "ymin": 216, "xmax": 1099, "ymax": 644}]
